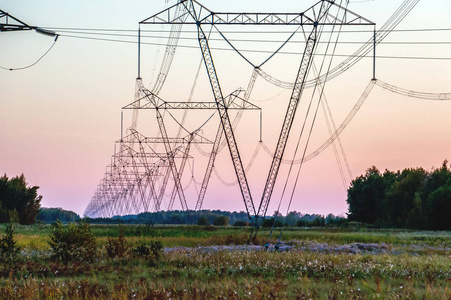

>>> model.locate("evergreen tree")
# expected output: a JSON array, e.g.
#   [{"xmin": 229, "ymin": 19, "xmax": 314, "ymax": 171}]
[{"xmin": 0, "ymin": 174, "xmax": 42, "ymax": 224}]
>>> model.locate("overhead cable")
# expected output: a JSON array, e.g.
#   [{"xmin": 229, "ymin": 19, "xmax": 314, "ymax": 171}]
[
  {"xmin": 56, "ymin": 34, "xmax": 451, "ymax": 60},
  {"xmin": 213, "ymin": 142, "xmax": 262, "ymax": 187},
  {"xmin": 256, "ymin": 0, "xmax": 420, "ymax": 89},
  {"xmin": 0, "ymin": 34, "xmax": 58, "ymax": 71},
  {"xmin": 260, "ymin": 79, "xmax": 376, "ymax": 165},
  {"xmin": 50, "ymin": 29, "xmax": 451, "ymax": 45},
  {"xmin": 376, "ymin": 79, "xmax": 451, "ymax": 100}
]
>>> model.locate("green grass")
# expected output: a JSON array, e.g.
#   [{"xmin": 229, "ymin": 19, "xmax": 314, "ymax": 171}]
[{"xmin": 3, "ymin": 224, "xmax": 449, "ymax": 248}]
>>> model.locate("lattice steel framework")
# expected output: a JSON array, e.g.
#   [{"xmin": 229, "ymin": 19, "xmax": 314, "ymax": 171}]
[
  {"xmin": 85, "ymin": 0, "xmax": 374, "ymax": 224},
  {"xmin": 140, "ymin": 0, "xmax": 374, "ymax": 225},
  {"xmin": 84, "ymin": 83, "xmax": 260, "ymax": 218},
  {"xmin": 0, "ymin": 9, "xmax": 35, "ymax": 32},
  {"xmin": 84, "ymin": 129, "xmax": 206, "ymax": 218}
]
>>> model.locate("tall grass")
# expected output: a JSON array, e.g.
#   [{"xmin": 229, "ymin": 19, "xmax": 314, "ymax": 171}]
[{"xmin": 3, "ymin": 224, "xmax": 450, "ymax": 249}]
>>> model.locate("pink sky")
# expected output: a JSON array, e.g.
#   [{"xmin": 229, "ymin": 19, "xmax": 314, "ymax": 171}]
[{"xmin": 1, "ymin": 0, "xmax": 451, "ymax": 217}]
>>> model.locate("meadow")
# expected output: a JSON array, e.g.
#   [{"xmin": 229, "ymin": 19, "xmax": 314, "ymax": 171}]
[{"xmin": 0, "ymin": 224, "xmax": 450, "ymax": 299}]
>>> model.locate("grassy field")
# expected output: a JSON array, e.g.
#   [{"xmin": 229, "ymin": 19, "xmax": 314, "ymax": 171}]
[{"xmin": 0, "ymin": 224, "xmax": 450, "ymax": 299}]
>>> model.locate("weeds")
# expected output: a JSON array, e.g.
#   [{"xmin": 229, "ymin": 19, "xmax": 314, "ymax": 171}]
[
  {"xmin": 132, "ymin": 238, "xmax": 163, "ymax": 260},
  {"xmin": 105, "ymin": 225, "xmax": 129, "ymax": 258},
  {"xmin": 48, "ymin": 220, "xmax": 97, "ymax": 263}
]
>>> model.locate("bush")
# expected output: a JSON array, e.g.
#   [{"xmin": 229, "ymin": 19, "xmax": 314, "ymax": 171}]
[
  {"xmin": 310, "ymin": 217, "xmax": 325, "ymax": 227},
  {"xmin": 197, "ymin": 217, "xmax": 209, "ymax": 226},
  {"xmin": 0, "ymin": 224, "xmax": 20, "ymax": 262},
  {"xmin": 296, "ymin": 219, "xmax": 307, "ymax": 227},
  {"xmin": 262, "ymin": 218, "xmax": 283, "ymax": 228},
  {"xmin": 132, "ymin": 238, "xmax": 163, "ymax": 259},
  {"xmin": 202, "ymin": 225, "xmax": 217, "ymax": 231},
  {"xmin": 213, "ymin": 216, "xmax": 229, "ymax": 226},
  {"xmin": 105, "ymin": 225, "xmax": 129, "ymax": 258},
  {"xmin": 48, "ymin": 220, "xmax": 97, "ymax": 263},
  {"xmin": 233, "ymin": 220, "xmax": 249, "ymax": 227}
]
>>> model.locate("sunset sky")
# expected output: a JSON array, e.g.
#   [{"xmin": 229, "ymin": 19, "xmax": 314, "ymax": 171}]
[{"xmin": 1, "ymin": 0, "xmax": 451, "ymax": 217}]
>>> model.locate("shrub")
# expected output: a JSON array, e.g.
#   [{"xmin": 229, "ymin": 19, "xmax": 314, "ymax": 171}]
[
  {"xmin": 213, "ymin": 216, "xmax": 229, "ymax": 226},
  {"xmin": 197, "ymin": 217, "xmax": 209, "ymax": 226},
  {"xmin": 132, "ymin": 238, "xmax": 163, "ymax": 259},
  {"xmin": 48, "ymin": 220, "xmax": 97, "ymax": 263},
  {"xmin": 233, "ymin": 220, "xmax": 249, "ymax": 227},
  {"xmin": 105, "ymin": 225, "xmax": 129, "ymax": 258},
  {"xmin": 296, "ymin": 219, "xmax": 307, "ymax": 227},
  {"xmin": 0, "ymin": 224, "xmax": 20, "ymax": 262},
  {"xmin": 310, "ymin": 217, "xmax": 325, "ymax": 227},
  {"xmin": 202, "ymin": 225, "xmax": 217, "ymax": 231},
  {"xmin": 262, "ymin": 217, "xmax": 283, "ymax": 228}
]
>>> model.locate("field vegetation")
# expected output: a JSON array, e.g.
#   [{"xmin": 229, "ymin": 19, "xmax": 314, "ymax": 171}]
[{"xmin": 0, "ymin": 223, "xmax": 449, "ymax": 299}]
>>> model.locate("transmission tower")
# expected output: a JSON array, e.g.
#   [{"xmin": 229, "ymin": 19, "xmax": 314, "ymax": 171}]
[
  {"xmin": 84, "ymin": 130, "xmax": 192, "ymax": 218},
  {"xmin": 140, "ymin": 0, "xmax": 375, "ymax": 232},
  {"xmin": 85, "ymin": 77, "xmax": 261, "ymax": 218}
]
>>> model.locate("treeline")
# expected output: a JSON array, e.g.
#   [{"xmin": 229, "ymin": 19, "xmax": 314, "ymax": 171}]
[
  {"xmin": 264, "ymin": 212, "xmax": 347, "ymax": 228},
  {"xmin": 347, "ymin": 161, "xmax": 451, "ymax": 230},
  {"xmin": 86, "ymin": 209, "xmax": 347, "ymax": 227},
  {"xmin": 37, "ymin": 208, "xmax": 80, "ymax": 223},
  {"xmin": 86, "ymin": 210, "xmax": 249, "ymax": 225},
  {"xmin": 0, "ymin": 174, "xmax": 41, "ymax": 225}
]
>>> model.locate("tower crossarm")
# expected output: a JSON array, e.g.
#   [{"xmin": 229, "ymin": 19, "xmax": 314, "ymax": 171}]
[
  {"xmin": 123, "ymin": 99, "xmax": 260, "ymax": 111},
  {"xmin": 118, "ymin": 135, "xmax": 187, "ymax": 146},
  {"xmin": 158, "ymin": 101, "xmax": 260, "ymax": 110},
  {"xmin": 0, "ymin": 9, "xmax": 36, "ymax": 32},
  {"xmin": 140, "ymin": 0, "xmax": 374, "ymax": 26}
]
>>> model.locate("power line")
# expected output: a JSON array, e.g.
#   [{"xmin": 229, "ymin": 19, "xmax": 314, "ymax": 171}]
[
  {"xmin": 58, "ymin": 33, "xmax": 451, "ymax": 60},
  {"xmin": 0, "ymin": 35, "xmax": 58, "ymax": 71},
  {"xmin": 52, "ymin": 29, "xmax": 451, "ymax": 45}
]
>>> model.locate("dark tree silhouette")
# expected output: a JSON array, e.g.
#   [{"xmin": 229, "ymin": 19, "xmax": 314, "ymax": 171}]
[
  {"xmin": 347, "ymin": 161, "xmax": 451, "ymax": 230},
  {"xmin": 0, "ymin": 174, "xmax": 42, "ymax": 224}
]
